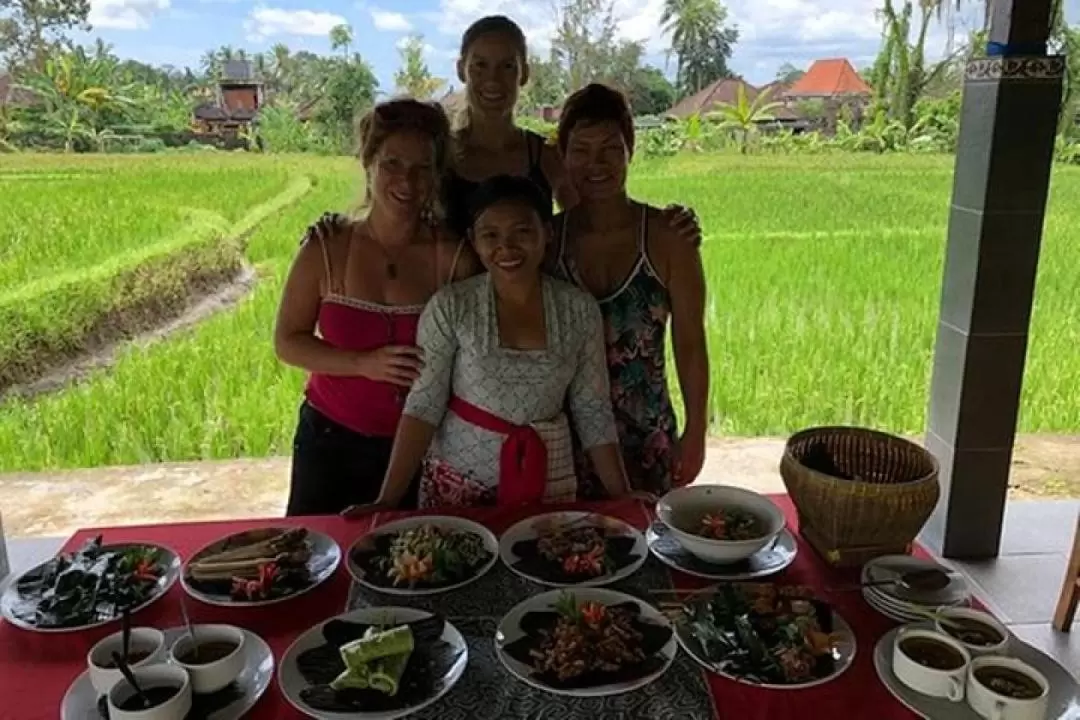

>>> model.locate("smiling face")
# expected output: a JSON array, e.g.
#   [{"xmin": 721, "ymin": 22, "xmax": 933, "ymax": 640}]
[
  {"xmin": 470, "ymin": 199, "xmax": 548, "ymax": 282},
  {"xmin": 563, "ymin": 119, "xmax": 630, "ymax": 202},
  {"xmin": 367, "ymin": 129, "xmax": 437, "ymax": 218},
  {"xmin": 458, "ymin": 32, "xmax": 526, "ymax": 117}
]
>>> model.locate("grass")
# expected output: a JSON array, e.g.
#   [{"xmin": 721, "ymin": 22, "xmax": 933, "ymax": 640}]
[
  {"xmin": 0, "ymin": 155, "xmax": 296, "ymax": 289},
  {"xmin": 0, "ymin": 152, "xmax": 1078, "ymax": 471}
]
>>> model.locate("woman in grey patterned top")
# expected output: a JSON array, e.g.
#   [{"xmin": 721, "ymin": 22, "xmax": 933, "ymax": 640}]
[{"xmin": 358, "ymin": 175, "xmax": 632, "ymax": 510}]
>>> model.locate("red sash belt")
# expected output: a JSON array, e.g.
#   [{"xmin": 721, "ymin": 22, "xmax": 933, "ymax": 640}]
[{"xmin": 448, "ymin": 395, "xmax": 547, "ymax": 507}]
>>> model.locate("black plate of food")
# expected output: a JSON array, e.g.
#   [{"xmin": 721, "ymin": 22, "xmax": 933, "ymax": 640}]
[
  {"xmin": 0, "ymin": 537, "xmax": 181, "ymax": 632},
  {"xmin": 672, "ymin": 582, "xmax": 856, "ymax": 689},
  {"xmin": 499, "ymin": 511, "xmax": 647, "ymax": 587},
  {"xmin": 182, "ymin": 527, "xmax": 340, "ymax": 607},
  {"xmin": 278, "ymin": 606, "xmax": 468, "ymax": 719},
  {"xmin": 347, "ymin": 516, "xmax": 498, "ymax": 596},
  {"xmin": 496, "ymin": 588, "xmax": 676, "ymax": 697}
]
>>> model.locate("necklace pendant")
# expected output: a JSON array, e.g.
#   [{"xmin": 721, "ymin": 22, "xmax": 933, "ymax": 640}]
[{"xmin": 387, "ymin": 262, "xmax": 397, "ymax": 280}]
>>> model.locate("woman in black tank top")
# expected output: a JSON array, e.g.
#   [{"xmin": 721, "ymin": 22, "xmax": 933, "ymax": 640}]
[{"xmin": 302, "ymin": 16, "xmax": 703, "ymax": 259}]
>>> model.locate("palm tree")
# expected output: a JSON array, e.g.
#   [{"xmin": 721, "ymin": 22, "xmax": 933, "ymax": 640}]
[
  {"xmin": 661, "ymin": 0, "xmax": 737, "ymax": 96},
  {"xmin": 329, "ymin": 24, "xmax": 353, "ymax": 58},
  {"xmin": 710, "ymin": 84, "xmax": 783, "ymax": 154}
]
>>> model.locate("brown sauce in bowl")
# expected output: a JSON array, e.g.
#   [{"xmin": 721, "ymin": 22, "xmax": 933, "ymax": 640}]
[
  {"xmin": 100, "ymin": 650, "xmax": 151, "ymax": 669},
  {"xmin": 974, "ymin": 667, "xmax": 1043, "ymax": 699},
  {"xmin": 943, "ymin": 618, "xmax": 1004, "ymax": 647},
  {"xmin": 177, "ymin": 640, "xmax": 239, "ymax": 665},
  {"xmin": 898, "ymin": 637, "xmax": 966, "ymax": 671},
  {"xmin": 117, "ymin": 685, "xmax": 179, "ymax": 711}
]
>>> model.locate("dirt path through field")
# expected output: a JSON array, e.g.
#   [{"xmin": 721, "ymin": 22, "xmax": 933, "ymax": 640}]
[{"xmin": 1, "ymin": 435, "xmax": 1077, "ymax": 539}]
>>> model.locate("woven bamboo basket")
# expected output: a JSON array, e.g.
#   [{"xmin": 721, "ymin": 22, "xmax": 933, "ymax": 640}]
[{"xmin": 779, "ymin": 426, "xmax": 940, "ymax": 568}]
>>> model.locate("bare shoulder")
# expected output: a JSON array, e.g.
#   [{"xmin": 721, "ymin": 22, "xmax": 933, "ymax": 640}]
[
  {"xmin": 642, "ymin": 204, "xmax": 698, "ymax": 277},
  {"xmin": 434, "ymin": 225, "xmax": 481, "ymax": 280}
]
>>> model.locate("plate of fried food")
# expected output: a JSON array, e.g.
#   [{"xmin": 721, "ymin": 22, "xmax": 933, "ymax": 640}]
[
  {"xmin": 499, "ymin": 511, "xmax": 646, "ymax": 588},
  {"xmin": 182, "ymin": 527, "xmax": 341, "ymax": 607}
]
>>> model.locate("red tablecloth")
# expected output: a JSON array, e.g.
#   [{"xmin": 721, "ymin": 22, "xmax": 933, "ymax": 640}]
[{"xmin": 0, "ymin": 496, "xmax": 929, "ymax": 720}]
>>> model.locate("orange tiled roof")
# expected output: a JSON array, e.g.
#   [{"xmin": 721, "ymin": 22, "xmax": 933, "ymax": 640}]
[{"xmin": 784, "ymin": 58, "xmax": 871, "ymax": 97}]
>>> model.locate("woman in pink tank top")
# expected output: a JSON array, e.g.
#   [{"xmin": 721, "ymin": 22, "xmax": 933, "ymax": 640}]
[{"xmin": 274, "ymin": 99, "xmax": 478, "ymax": 516}]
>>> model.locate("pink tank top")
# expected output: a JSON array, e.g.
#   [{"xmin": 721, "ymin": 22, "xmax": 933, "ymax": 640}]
[
  {"xmin": 302, "ymin": 226, "xmax": 465, "ymax": 437},
  {"xmin": 305, "ymin": 296, "xmax": 423, "ymax": 437}
]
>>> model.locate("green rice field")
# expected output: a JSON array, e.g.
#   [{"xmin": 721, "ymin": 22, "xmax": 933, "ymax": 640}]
[{"xmin": 1, "ymin": 152, "xmax": 1078, "ymax": 472}]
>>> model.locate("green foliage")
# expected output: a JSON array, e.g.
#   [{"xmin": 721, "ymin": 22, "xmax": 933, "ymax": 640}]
[
  {"xmin": 661, "ymin": 0, "xmax": 738, "ymax": 97},
  {"xmin": 393, "ymin": 35, "xmax": 446, "ymax": 100},
  {"xmin": 258, "ymin": 106, "xmax": 334, "ymax": 154},
  {"xmin": 628, "ymin": 66, "xmax": 678, "ymax": 116}
]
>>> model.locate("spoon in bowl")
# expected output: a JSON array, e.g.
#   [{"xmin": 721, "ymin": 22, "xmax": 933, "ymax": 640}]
[
  {"xmin": 111, "ymin": 651, "xmax": 151, "ymax": 709},
  {"xmin": 177, "ymin": 592, "xmax": 198, "ymax": 663}
]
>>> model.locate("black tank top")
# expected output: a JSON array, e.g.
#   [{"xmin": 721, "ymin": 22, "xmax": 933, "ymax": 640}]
[{"xmin": 443, "ymin": 131, "xmax": 553, "ymax": 236}]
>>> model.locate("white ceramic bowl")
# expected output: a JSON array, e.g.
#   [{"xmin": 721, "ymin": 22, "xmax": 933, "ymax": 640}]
[
  {"xmin": 935, "ymin": 608, "xmax": 1010, "ymax": 657},
  {"xmin": 656, "ymin": 485, "xmax": 785, "ymax": 564},
  {"xmin": 107, "ymin": 663, "xmax": 192, "ymax": 720},
  {"xmin": 167, "ymin": 624, "xmax": 246, "ymax": 694},
  {"xmin": 967, "ymin": 655, "xmax": 1050, "ymax": 720},
  {"xmin": 88, "ymin": 627, "xmax": 167, "ymax": 696}
]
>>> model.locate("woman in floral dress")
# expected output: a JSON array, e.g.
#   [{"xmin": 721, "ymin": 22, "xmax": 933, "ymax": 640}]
[
  {"xmin": 354, "ymin": 175, "xmax": 633, "ymax": 511},
  {"xmin": 552, "ymin": 84, "xmax": 710, "ymax": 496}
]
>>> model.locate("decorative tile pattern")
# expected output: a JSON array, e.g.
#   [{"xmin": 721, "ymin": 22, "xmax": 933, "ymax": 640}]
[{"xmin": 966, "ymin": 56, "xmax": 1066, "ymax": 82}]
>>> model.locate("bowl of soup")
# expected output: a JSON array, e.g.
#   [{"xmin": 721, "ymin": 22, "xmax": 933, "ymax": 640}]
[
  {"xmin": 88, "ymin": 627, "xmax": 167, "ymax": 696},
  {"xmin": 106, "ymin": 663, "xmax": 192, "ymax": 720},
  {"xmin": 892, "ymin": 627, "xmax": 971, "ymax": 702},
  {"xmin": 967, "ymin": 656, "xmax": 1049, "ymax": 719},
  {"xmin": 656, "ymin": 485, "xmax": 785, "ymax": 564},
  {"xmin": 167, "ymin": 624, "xmax": 245, "ymax": 694},
  {"xmin": 935, "ymin": 608, "xmax": 1009, "ymax": 657}
]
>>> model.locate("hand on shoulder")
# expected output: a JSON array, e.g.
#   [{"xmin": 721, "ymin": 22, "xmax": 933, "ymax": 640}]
[{"xmin": 301, "ymin": 211, "xmax": 352, "ymax": 246}]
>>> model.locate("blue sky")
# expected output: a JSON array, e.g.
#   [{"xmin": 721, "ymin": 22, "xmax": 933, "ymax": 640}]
[{"xmin": 80, "ymin": 0, "xmax": 1080, "ymax": 90}]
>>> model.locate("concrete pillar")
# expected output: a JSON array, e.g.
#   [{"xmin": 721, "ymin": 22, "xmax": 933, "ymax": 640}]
[{"xmin": 921, "ymin": 0, "xmax": 1064, "ymax": 559}]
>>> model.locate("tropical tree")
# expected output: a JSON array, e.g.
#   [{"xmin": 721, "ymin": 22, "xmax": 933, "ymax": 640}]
[
  {"xmin": 0, "ymin": 0, "xmax": 90, "ymax": 72},
  {"xmin": 710, "ymin": 84, "xmax": 782, "ymax": 153},
  {"xmin": 16, "ymin": 49, "xmax": 137, "ymax": 151},
  {"xmin": 329, "ymin": 24, "xmax": 353, "ymax": 58},
  {"xmin": 661, "ymin": 0, "xmax": 739, "ymax": 97},
  {"xmin": 393, "ymin": 35, "xmax": 445, "ymax": 100},
  {"xmin": 774, "ymin": 62, "xmax": 804, "ymax": 85}
]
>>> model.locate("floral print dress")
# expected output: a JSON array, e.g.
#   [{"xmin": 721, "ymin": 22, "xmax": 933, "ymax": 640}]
[{"xmin": 555, "ymin": 205, "xmax": 679, "ymax": 496}]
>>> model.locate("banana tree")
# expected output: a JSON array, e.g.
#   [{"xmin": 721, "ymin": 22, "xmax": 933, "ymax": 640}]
[{"xmin": 710, "ymin": 84, "xmax": 783, "ymax": 154}]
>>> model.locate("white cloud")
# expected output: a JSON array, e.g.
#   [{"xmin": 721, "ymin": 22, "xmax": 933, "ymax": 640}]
[
  {"xmin": 90, "ymin": 0, "xmax": 169, "ymax": 30},
  {"xmin": 371, "ymin": 8, "xmax": 413, "ymax": 31},
  {"xmin": 426, "ymin": 0, "xmax": 985, "ymax": 83},
  {"xmin": 245, "ymin": 6, "xmax": 348, "ymax": 40}
]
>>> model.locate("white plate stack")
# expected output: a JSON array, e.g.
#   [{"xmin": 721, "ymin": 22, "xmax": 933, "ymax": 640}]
[{"xmin": 861, "ymin": 555, "xmax": 971, "ymax": 623}]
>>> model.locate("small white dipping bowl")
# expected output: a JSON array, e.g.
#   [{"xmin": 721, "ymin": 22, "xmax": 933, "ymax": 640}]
[
  {"xmin": 656, "ymin": 485, "xmax": 785, "ymax": 564},
  {"xmin": 167, "ymin": 624, "xmax": 245, "ymax": 695},
  {"xmin": 935, "ymin": 608, "xmax": 1010, "ymax": 657},
  {"xmin": 106, "ymin": 663, "xmax": 192, "ymax": 720},
  {"xmin": 88, "ymin": 627, "xmax": 167, "ymax": 697}
]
